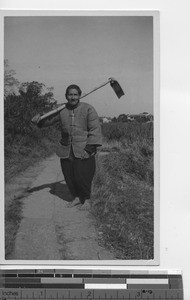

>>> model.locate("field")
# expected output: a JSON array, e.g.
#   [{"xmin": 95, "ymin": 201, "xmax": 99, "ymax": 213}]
[{"xmin": 91, "ymin": 121, "xmax": 154, "ymax": 260}]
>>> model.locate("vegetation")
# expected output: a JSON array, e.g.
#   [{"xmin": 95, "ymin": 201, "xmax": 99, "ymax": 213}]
[
  {"xmin": 5, "ymin": 195, "xmax": 24, "ymax": 258},
  {"xmin": 4, "ymin": 59, "xmax": 20, "ymax": 97},
  {"xmin": 91, "ymin": 122, "xmax": 154, "ymax": 260},
  {"xmin": 101, "ymin": 121, "xmax": 153, "ymax": 144},
  {"xmin": 4, "ymin": 64, "xmax": 59, "ymax": 181}
]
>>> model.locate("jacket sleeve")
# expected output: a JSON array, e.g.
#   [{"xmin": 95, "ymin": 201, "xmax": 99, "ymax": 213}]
[
  {"xmin": 86, "ymin": 106, "xmax": 102, "ymax": 146},
  {"xmin": 84, "ymin": 144, "xmax": 98, "ymax": 155},
  {"xmin": 37, "ymin": 112, "xmax": 60, "ymax": 128}
]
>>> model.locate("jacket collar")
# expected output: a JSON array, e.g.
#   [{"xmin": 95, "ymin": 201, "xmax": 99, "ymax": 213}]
[{"xmin": 66, "ymin": 101, "xmax": 80, "ymax": 110}]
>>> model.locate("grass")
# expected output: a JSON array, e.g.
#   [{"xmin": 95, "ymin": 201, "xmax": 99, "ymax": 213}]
[
  {"xmin": 5, "ymin": 126, "xmax": 60, "ymax": 182},
  {"xmin": 92, "ymin": 136, "xmax": 154, "ymax": 260},
  {"xmin": 5, "ymin": 195, "xmax": 24, "ymax": 259}
]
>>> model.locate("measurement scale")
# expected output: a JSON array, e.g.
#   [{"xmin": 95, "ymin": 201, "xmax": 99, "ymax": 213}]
[{"xmin": 0, "ymin": 269, "xmax": 183, "ymax": 300}]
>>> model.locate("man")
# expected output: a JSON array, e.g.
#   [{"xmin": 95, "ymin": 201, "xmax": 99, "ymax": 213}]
[{"xmin": 32, "ymin": 84, "xmax": 102, "ymax": 208}]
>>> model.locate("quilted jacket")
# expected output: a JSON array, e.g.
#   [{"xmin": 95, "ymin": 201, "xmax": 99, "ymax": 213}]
[{"xmin": 39, "ymin": 102, "xmax": 102, "ymax": 159}]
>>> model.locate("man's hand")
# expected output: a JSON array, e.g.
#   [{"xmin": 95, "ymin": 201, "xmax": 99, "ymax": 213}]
[
  {"xmin": 31, "ymin": 113, "xmax": 41, "ymax": 125},
  {"xmin": 81, "ymin": 150, "xmax": 90, "ymax": 160}
]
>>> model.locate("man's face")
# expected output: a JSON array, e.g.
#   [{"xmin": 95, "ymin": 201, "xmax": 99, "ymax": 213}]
[{"xmin": 66, "ymin": 88, "xmax": 80, "ymax": 107}]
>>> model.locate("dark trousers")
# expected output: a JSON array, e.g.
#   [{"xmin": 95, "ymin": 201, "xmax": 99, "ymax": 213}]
[{"xmin": 60, "ymin": 156, "xmax": 96, "ymax": 202}]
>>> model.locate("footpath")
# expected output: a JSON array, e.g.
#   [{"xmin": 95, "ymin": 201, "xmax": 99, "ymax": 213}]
[{"xmin": 6, "ymin": 154, "xmax": 115, "ymax": 261}]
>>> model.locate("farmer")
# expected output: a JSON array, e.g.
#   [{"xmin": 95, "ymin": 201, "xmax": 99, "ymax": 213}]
[{"xmin": 32, "ymin": 84, "xmax": 102, "ymax": 208}]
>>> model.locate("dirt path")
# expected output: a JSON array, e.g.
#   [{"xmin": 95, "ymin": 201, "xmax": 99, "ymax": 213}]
[{"xmin": 6, "ymin": 154, "xmax": 115, "ymax": 260}]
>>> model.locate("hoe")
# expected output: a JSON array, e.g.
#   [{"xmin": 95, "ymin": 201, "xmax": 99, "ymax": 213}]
[{"xmin": 32, "ymin": 77, "xmax": 124, "ymax": 123}]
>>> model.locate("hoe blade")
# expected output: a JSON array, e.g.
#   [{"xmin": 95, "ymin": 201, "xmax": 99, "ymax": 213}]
[{"xmin": 109, "ymin": 79, "xmax": 125, "ymax": 99}]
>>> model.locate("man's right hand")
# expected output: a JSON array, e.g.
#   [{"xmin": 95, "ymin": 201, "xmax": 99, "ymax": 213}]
[{"xmin": 31, "ymin": 113, "xmax": 41, "ymax": 125}]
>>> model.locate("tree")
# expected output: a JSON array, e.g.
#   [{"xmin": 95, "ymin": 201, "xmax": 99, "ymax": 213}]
[
  {"xmin": 118, "ymin": 114, "xmax": 129, "ymax": 122},
  {"xmin": 111, "ymin": 117, "xmax": 118, "ymax": 123},
  {"xmin": 4, "ymin": 59, "xmax": 20, "ymax": 97},
  {"xmin": 5, "ymin": 80, "xmax": 57, "ymax": 137}
]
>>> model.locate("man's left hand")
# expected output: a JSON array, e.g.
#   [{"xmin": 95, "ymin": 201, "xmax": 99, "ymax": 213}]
[{"xmin": 81, "ymin": 150, "xmax": 90, "ymax": 160}]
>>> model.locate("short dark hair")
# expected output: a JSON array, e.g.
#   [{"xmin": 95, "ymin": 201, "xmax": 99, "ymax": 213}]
[{"xmin": 65, "ymin": 84, "xmax": 82, "ymax": 97}]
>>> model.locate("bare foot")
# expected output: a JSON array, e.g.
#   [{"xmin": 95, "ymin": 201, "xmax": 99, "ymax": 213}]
[
  {"xmin": 78, "ymin": 200, "xmax": 91, "ymax": 210},
  {"xmin": 67, "ymin": 197, "xmax": 81, "ymax": 207}
]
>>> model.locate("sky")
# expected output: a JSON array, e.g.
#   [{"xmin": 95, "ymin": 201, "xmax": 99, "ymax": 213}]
[{"xmin": 4, "ymin": 15, "xmax": 154, "ymax": 117}]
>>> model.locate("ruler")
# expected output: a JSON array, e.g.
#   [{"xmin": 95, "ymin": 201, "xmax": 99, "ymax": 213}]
[{"xmin": 0, "ymin": 269, "xmax": 183, "ymax": 300}]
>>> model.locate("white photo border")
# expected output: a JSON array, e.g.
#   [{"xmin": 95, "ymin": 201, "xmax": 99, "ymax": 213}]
[{"xmin": 0, "ymin": 9, "xmax": 160, "ymax": 266}]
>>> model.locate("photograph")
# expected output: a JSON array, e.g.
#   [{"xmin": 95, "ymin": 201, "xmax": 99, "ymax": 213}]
[{"xmin": 3, "ymin": 11, "xmax": 159, "ymax": 264}]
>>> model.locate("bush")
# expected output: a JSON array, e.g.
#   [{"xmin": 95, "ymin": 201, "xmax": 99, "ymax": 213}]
[{"xmin": 4, "ymin": 81, "xmax": 60, "ymax": 181}]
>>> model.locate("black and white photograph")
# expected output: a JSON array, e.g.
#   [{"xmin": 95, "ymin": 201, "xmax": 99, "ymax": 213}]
[{"xmin": 3, "ymin": 11, "xmax": 159, "ymax": 263}]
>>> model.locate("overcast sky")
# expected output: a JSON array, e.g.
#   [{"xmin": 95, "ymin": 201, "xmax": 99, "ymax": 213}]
[{"xmin": 4, "ymin": 15, "xmax": 153, "ymax": 117}]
